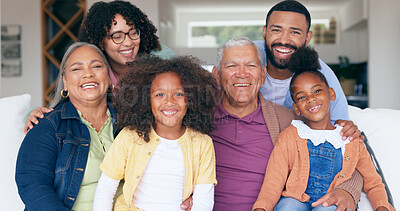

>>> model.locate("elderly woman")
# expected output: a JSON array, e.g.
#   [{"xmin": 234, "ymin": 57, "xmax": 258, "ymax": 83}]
[
  {"xmin": 24, "ymin": 0, "xmax": 176, "ymax": 133},
  {"xmin": 15, "ymin": 42, "xmax": 118, "ymax": 211}
]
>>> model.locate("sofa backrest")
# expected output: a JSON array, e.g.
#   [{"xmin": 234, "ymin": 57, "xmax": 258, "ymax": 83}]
[
  {"xmin": 0, "ymin": 94, "xmax": 31, "ymax": 209},
  {"xmin": 349, "ymin": 105, "xmax": 399, "ymax": 209}
]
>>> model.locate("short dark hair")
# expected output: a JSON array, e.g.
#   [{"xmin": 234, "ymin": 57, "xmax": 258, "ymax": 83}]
[
  {"xmin": 289, "ymin": 46, "xmax": 328, "ymax": 100},
  {"xmin": 78, "ymin": 0, "xmax": 161, "ymax": 55},
  {"xmin": 265, "ymin": 0, "xmax": 311, "ymax": 31},
  {"xmin": 114, "ymin": 55, "xmax": 218, "ymax": 142}
]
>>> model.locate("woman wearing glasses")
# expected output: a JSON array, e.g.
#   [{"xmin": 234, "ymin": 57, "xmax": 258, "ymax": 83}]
[
  {"xmin": 24, "ymin": 0, "xmax": 175, "ymax": 132},
  {"xmin": 78, "ymin": 0, "xmax": 176, "ymax": 89}
]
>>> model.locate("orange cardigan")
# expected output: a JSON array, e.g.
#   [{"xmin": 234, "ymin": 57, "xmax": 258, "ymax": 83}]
[{"xmin": 253, "ymin": 125, "xmax": 394, "ymax": 211}]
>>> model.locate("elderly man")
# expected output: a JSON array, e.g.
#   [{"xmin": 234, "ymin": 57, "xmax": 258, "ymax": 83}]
[
  {"xmin": 210, "ymin": 37, "xmax": 361, "ymax": 211},
  {"xmin": 254, "ymin": 0, "xmax": 349, "ymax": 126}
]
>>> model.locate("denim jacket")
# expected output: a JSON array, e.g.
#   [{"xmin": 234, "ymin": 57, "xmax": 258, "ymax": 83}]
[{"xmin": 15, "ymin": 100, "xmax": 117, "ymax": 211}]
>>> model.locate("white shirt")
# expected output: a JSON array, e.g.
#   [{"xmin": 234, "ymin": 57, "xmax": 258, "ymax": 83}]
[
  {"xmin": 133, "ymin": 136, "xmax": 185, "ymax": 210},
  {"xmin": 260, "ymin": 71, "xmax": 292, "ymax": 105},
  {"xmin": 93, "ymin": 136, "xmax": 214, "ymax": 211}
]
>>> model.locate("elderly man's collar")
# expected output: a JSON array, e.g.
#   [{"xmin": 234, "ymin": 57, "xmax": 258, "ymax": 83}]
[{"xmin": 216, "ymin": 91, "xmax": 267, "ymax": 119}]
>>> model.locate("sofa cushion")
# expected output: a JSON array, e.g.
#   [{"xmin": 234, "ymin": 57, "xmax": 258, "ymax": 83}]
[
  {"xmin": 348, "ymin": 105, "xmax": 399, "ymax": 209},
  {"xmin": 0, "ymin": 94, "xmax": 31, "ymax": 210}
]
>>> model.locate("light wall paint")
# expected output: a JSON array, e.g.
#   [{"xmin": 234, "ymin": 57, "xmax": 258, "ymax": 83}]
[
  {"xmin": 0, "ymin": 0, "xmax": 158, "ymax": 107},
  {"xmin": 1, "ymin": 0, "xmax": 42, "ymax": 107},
  {"xmin": 163, "ymin": 1, "xmax": 368, "ymax": 65},
  {"xmin": 368, "ymin": 0, "xmax": 400, "ymax": 109},
  {"xmin": 0, "ymin": 0, "xmax": 399, "ymax": 109},
  {"xmin": 339, "ymin": 0, "xmax": 367, "ymax": 31},
  {"xmin": 159, "ymin": 0, "xmax": 176, "ymax": 45},
  {"xmin": 0, "ymin": 2, "xmax": 2, "ymax": 94},
  {"xmin": 87, "ymin": 0, "xmax": 160, "ymax": 32}
]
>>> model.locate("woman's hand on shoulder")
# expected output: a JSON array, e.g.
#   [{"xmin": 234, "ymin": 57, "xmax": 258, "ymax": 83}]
[{"xmin": 24, "ymin": 107, "xmax": 53, "ymax": 134}]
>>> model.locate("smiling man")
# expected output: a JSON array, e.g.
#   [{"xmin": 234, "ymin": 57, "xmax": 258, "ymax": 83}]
[
  {"xmin": 211, "ymin": 37, "xmax": 296, "ymax": 211},
  {"xmin": 210, "ymin": 37, "xmax": 362, "ymax": 211},
  {"xmin": 254, "ymin": 0, "xmax": 349, "ymax": 124}
]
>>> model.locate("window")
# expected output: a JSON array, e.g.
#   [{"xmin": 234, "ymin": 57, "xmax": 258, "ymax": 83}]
[
  {"xmin": 188, "ymin": 20, "xmax": 264, "ymax": 48},
  {"xmin": 188, "ymin": 18, "xmax": 337, "ymax": 48},
  {"xmin": 41, "ymin": 0, "xmax": 85, "ymax": 105}
]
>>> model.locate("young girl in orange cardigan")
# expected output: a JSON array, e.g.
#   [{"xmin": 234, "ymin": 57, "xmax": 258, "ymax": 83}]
[{"xmin": 253, "ymin": 47, "xmax": 394, "ymax": 211}]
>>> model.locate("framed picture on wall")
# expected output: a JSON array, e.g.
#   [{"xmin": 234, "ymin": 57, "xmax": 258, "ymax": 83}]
[
  {"xmin": 1, "ymin": 24, "xmax": 22, "ymax": 77},
  {"xmin": 1, "ymin": 60, "xmax": 21, "ymax": 77},
  {"xmin": 1, "ymin": 43, "xmax": 21, "ymax": 59},
  {"xmin": 1, "ymin": 25, "xmax": 21, "ymax": 41}
]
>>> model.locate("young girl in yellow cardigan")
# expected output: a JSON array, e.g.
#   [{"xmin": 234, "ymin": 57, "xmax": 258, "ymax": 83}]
[
  {"xmin": 92, "ymin": 56, "xmax": 218, "ymax": 211},
  {"xmin": 253, "ymin": 47, "xmax": 394, "ymax": 211}
]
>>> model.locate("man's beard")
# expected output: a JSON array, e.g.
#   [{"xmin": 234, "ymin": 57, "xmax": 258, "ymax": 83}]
[{"xmin": 264, "ymin": 41, "xmax": 302, "ymax": 70}]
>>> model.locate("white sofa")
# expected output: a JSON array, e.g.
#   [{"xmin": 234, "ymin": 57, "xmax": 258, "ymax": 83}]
[
  {"xmin": 0, "ymin": 94, "xmax": 30, "ymax": 210},
  {"xmin": 0, "ymin": 94, "xmax": 398, "ymax": 210},
  {"xmin": 349, "ymin": 106, "xmax": 399, "ymax": 210}
]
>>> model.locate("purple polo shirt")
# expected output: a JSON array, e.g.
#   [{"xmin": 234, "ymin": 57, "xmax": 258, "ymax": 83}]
[{"xmin": 210, "ymin": 101, "xmax": 274, "ymax": 211}]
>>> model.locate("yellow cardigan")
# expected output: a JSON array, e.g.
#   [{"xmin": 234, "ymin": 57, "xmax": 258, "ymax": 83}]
[
  {"xmin": 253, "ymin": 125, "xmax": 394, "ymax": 211},
  {"xmin": 100, "ymin": 127, "xmax": 217, "ymax": 210}
]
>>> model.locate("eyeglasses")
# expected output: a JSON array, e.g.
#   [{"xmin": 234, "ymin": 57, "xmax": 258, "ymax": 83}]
[{"xmin": 108, "ymin": 28, "xmax": 140, "ymax": 44}]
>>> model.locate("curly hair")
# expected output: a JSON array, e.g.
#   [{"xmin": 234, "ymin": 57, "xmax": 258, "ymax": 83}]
[
  {"xmin": 288, "ymin": 46, "xmax": 321, "ymax": 74},
  {"xmin": 114, "ymin": 55, "xmax": 218, "ymax": 142},
  {"xmin": 78, "ymin": 0, "xmax": 161, "ymax": 55},
  {"xmin": 289, "ymin": 46, "xmax": 329, "ymax": 100}
]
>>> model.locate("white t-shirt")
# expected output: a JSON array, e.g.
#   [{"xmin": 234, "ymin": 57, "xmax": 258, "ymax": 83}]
[
  {"xmin": 260, "ymin": 71, "xmax": 292, "ymax": 105},
  {"xmin": 93, "ymin": 136, "xmax": 214, "ymax": 211},
  {"xmin": 133, "ymin": 136, "xmax": 185, "ymax": 210}
]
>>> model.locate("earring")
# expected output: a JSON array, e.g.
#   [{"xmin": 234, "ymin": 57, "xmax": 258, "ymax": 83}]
[
  {"xmin": 109, "ymin": 84, "xmax": 115, "ymax": 92},
  {"xmin": 61, "ymin": 89, "xmax": 69, "ymax": 98}
]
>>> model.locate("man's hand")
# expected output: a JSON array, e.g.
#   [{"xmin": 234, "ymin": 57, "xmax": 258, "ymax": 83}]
[
  {"xmin": 312, "ymin": 188, "xmax": 356, "ymax": 211},
  {"xmin": 335, "ymin": 120, "xmax": 364, "ymax": 142},
  {"xmin": 24, "ymin": 107, "xmax": 53, "ymax": 134},
  {"xmin": 180, "ymin": 195, "xmax": 193, "ymax": 211}
]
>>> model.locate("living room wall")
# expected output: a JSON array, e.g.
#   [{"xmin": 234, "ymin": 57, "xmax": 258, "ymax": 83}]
[
  {"xmin": 1, "ymin": 0, "xmax": 400, "ymax": 109},
  {"xmin": 0, "ymin": 0, "xmax": 159, "ymax": 108},
  {"xmin": 1, "ymin": 0, "xmax": 42, "ymax": 107},
  {"xmin": 368, "ymin": 0, "xmax": 400, "ymax": 109}
]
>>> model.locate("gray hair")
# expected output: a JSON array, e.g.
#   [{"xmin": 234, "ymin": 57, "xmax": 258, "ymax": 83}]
[
  {"xmin": 216, "ymin": 37, "xmax": 264, "ymax": 71},
  {"xmin": 49, "ymin": 42, "xmax": 110, "ymax": 108}
]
